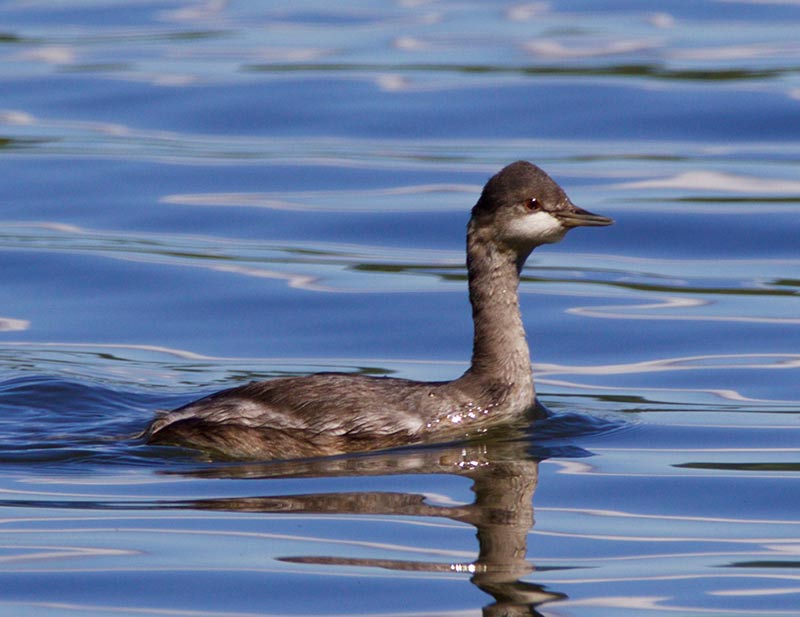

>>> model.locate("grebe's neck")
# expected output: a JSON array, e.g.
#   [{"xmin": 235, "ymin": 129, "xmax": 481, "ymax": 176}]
[{"xmin": 462, "ymin": 219, "xmax": 534, "ymax": 400}]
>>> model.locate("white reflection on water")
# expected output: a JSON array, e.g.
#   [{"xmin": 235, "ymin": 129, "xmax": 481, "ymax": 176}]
[
  {"xmin": 539, "ymin": 353, "xmax": 800, "ymax": 404},
  {"xmin": 539, "ymin": 353, "xmax": 800, "ymax": 377},
  {"xmin": 714, "ymin": 587, "xmax": 800, "ymax": 598},
  {"xmin": 720, "ymin": 0, "xmax": 800, "ymax": 6},
  {"xmin": 536, "ymin": 502, "xmax": 800, "ymax": 528},
  {"xmin": 568, "ymin": 295, "xmax": 800, "ymax": 325},
  {"xmin": 669, "ymin": 43, "xmax": 800, "ymax": 61},
  {"xmin": 524, "ymin": 39, "xmax": 661, "ymax": 59},
  {"xmin": 550, "ymin": 454, "xmax": 800, "ymax": 480},
  {"xmin": 0, "ymin": 108, "xmax": 166, "ymax": 140},
  {"xmin": 0, "ymin": 544, "xmax": 136, "ymax": 565},
  {"xmin": 0, "ymin": 317, "xmax": 28, "ymax": 332},
  {"xmin": 17, "ymin": 45, "xmax": 77, "ymax": 65},
  {"xmin": 616, "ymin": 170, "xmax": 800, "ymax": 193},
  {"xmin": 505, "ymin": 3, "xmax": 551, "ymax": 22},
  {"xmin": 0, "ymin": 601, "xmax": 269, "ymax": 617},
  {"xmin": 159, "ymin": 0, "xmax": 228, "ymax": 23},
  {"xmin": 544, "ymin": 594, "xmax": 798, "ymax": 614},
  {"xmin": 2, "ymin": 522, "xmax": 475, "ymax": 563},
  {"xmin": 162, "ymin": 184, "xmax": 479, "ymax": 212}
]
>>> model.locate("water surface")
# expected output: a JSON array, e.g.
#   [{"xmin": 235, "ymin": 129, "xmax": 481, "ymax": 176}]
[{"xmin": 1, "ymin": 1, "xmax": 799, "ymax": 615}]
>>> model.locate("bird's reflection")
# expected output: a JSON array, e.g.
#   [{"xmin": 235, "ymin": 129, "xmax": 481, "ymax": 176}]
[{"xmin": 174, "ymin": 431, "xmax": 570, "ymax": 616}]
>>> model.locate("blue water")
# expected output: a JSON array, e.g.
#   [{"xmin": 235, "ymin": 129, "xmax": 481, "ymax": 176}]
[{"xmin": 1, "ymin": 1, "xmax": 799, "ymax": 615}]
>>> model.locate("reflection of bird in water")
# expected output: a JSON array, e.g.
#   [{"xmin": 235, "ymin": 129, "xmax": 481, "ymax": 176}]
[
  {"xmin": 176, "ymin": 438, "xmax": 568, "ymax": 616},
  {"xmin": 145, "ymin": 161, "xmax": 612, "ymax": 459}
]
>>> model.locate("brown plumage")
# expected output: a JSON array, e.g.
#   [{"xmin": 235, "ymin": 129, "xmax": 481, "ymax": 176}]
[{"xmin": 145, "ymin": 161, "xmax": 613, "ymax": 459}]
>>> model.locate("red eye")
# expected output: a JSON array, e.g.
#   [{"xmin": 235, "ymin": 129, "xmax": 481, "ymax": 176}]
[{"xmin": 525, "ymin": 198, "xmax": 540, "ymax": 212}]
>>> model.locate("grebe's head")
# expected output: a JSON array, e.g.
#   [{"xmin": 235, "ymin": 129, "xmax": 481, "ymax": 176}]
[{"xmin": 471, "ymin": 161, "xmax": 613, "ymax": 252}]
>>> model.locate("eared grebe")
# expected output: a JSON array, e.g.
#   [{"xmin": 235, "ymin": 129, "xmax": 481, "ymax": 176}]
[{"xmin": 146, "ymin": 161, "xmax": 612, "ymax": 459}]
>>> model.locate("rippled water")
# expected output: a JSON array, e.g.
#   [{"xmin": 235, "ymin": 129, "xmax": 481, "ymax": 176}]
[{"xmin": 1, "ymin": 1, "xmax": 799, "ymax": 615}]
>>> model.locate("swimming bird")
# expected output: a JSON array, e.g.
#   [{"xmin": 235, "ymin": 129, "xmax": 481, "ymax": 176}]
[{"xmin": 145, "ymin": 161, "xmax": 612, "ymax": 459}]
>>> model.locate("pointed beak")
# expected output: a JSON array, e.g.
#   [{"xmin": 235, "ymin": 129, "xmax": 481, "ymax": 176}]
[{"xmin": 557, "ymin": 205, "xmax": 614, "ymax": 228}]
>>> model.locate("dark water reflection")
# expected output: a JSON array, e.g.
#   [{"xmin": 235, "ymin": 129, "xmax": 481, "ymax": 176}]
[{"xmin": 166, "ymin": 439, "xmax": 562, "ymax": 617}]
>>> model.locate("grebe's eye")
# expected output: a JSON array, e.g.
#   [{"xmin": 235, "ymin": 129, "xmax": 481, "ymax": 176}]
[{"xmin": 525, "ymin": 198, "xmax": 540, "ymax": 212}]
